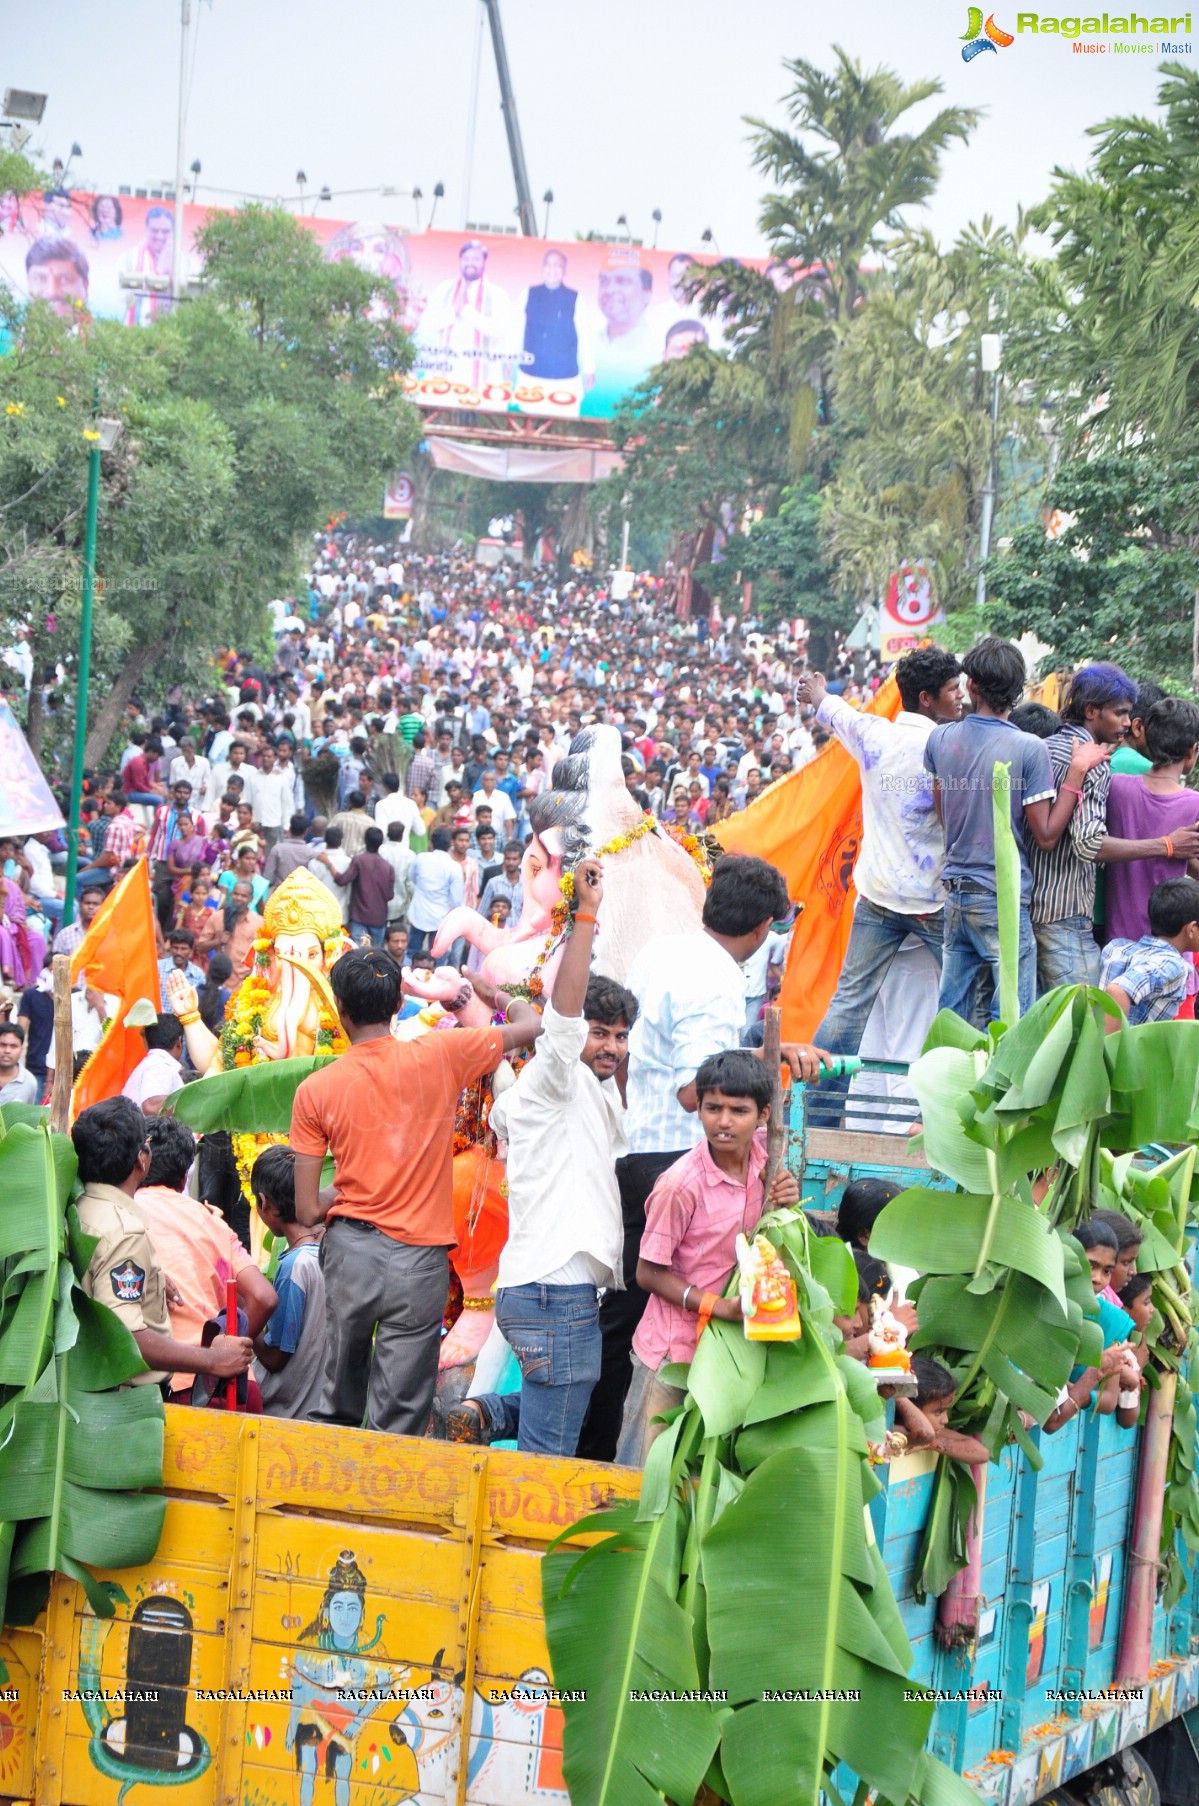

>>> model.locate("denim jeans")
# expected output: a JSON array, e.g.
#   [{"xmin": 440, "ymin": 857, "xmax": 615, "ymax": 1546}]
[
  {"xmin": 123, "ymin": 791, "xmax": 163, "ymax": 807},
  {"xmin": 939, "ymin": 879, "xmax": 1036, "ymax": 1027},
  {"xmin": 808, "ymin": 897, "xmax": 944, "ymax": 1125},
  {"xmin": 471, "ymin": 1283, "xmax": 602, "ymax": 1457},
  {"xmin": 350, "ymin": 919, "xmax": 385, "ymax": 948},
  {"xmin": 1034, "ymin": 914, "xmax": 1100, "ymax": 994}
]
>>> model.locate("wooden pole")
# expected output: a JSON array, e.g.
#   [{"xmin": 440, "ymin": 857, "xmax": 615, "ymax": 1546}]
[
  {"xmin": 48, "ymin": 954, "xmax": 75, "ymax": 1134},
  {"xmin": 761, "ymin": 1003, "xmax": 785, "ymax": 1196}
]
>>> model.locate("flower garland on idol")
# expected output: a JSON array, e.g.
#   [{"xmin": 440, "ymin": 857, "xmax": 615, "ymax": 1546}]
[
  {"xmin": 520, "ymin": 814, "xmax": 711, "ymax": 1002},
  {"xmin": 220, "ymin": 932, "xmax": 350, "ymax": 1199}
]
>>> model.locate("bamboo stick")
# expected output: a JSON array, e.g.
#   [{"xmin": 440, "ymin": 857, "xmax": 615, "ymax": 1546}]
[
  {"xmin": 761, "ymin": 1004, "xmax": 785, "ymax": 1195},
  {"xmin": 1115, "ymin": 1370, "xmax": 1176, "ymax": 1686},
  {"xmin": 48, "ymin": 954, "xmax": 74, "ymax": 1134}
]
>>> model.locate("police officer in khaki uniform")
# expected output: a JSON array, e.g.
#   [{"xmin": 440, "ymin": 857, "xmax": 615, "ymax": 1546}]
[{"xmin": 71, "ymin": 1097, "xmax": 253, "ymax": 1392}]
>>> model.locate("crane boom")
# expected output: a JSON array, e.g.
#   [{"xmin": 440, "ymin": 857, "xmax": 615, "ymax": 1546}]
[{"xmin": 482, "ymin": 0, "xmax": 538, "ymax": 237}]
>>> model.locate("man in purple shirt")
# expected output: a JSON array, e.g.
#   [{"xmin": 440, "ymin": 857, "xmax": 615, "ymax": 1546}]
[{"xmin": 343, "ymin": 827, "xmax": 395, "ymax": 949}]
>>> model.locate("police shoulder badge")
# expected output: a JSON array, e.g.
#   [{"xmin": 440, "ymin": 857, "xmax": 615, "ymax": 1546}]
[{"xmin": 110, "ymin": 1260, "xmax": 146, "ymax": 1302}]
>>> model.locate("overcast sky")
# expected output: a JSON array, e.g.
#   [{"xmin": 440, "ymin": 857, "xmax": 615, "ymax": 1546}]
[{"xmin": 10, "ymin": 1, "xmax": 1188, "ymax": 256}]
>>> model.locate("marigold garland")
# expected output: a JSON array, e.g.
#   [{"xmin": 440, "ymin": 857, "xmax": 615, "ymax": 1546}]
[
  {"xmin": 218, "ymin": 935, "xmax": 349, "ymax": 1198},
  {"xmin": 518, "ymin": 812, "xmax": 711, "ymax": 1000}
]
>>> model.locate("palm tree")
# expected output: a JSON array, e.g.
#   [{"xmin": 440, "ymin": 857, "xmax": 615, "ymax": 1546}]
[{"xmin": 677, "ymin": 50, "xmax": 979, "ymax": 475}]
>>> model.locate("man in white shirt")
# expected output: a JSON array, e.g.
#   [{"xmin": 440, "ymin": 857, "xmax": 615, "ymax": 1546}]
[
  {"xmin": 471, "ymin": 770, "xmax": 517, "ymax": 836},
  {"xmin": 251, "ymin": 745, "xmax": 290, "ymax": 851},
  {"xmin": 374, "ymin": 772, "xmax": 423, "ymax": 841},
  {"xmin": 205, "ymin": 743, "xmax": 257, "ymax": 816},
  {"xmin": 577, "ymin": 853, "xmax": 830, "ymax": 1462},
  {"xmin": 168, "ymin": 743, "xmax": 211, "ymax": 797},
  {"xmin": 122, "ymin": 1014, "xmax": 186, "ymax": 1116},
  {"xmin": 407, "ymin": 829, "xmax": 465, "ymax": 959},
  {"xmin": 795, "ymin": 647, "xmax": 963, "ymax": 1120},
  {"xmin": 446, "ymin": 863, "xmax": 635, "ymax": 1456}
]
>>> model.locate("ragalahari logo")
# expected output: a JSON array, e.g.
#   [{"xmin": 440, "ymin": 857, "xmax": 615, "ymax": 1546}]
[{"xmin": 962, "ymin": 7, "xmax": 1017, "ymax": 56}]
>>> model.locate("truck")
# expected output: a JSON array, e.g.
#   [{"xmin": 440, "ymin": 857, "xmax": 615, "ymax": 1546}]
[{"xmin": 3, "ymin": 1063, "xmax": 1197, "ymax": 1806}]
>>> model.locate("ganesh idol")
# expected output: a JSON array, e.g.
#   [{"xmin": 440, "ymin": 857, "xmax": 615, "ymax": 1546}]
[
  {"xmin": 164, "ymin": 867, "xmax": 354, "ymax": 1073},
  {"xmin": 426, "ymin": 723, "xmax": 706, "ymax": 992}
]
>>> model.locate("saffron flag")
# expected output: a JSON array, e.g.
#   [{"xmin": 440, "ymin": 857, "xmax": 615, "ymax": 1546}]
[
  {"xmin": 70, "ymin": 859, "xmax": 162, "ymax": 1117},
  {"xmin": 713, "ymin": 677, "xmax": 901, "ymax": 1042}
]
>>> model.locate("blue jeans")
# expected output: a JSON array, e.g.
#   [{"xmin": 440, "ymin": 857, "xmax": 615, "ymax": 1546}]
[
  {"xmin": 74, "ymin": 867, "xmax": 114, "ymax": 893},
  {"xmin": 939, "ymin": 880, "xmax": 1036, "ymax": 1027},
  {"xmin": 808, "ymin": 897, "xmax": 944, "ymax": 1124},
  {"xmin": 123, "ymin": 791, "xmax": 163, "ymax": 806},
  {"xmin": 471, "ymin": 1282, "xmax": 602, "ymax": 1457},
  {"xmin": 350, "ymin": 919, "xmax": 385, "ymax": 948},
  {"xmin": 1034, "ymin": 914, "xmax": 1100, "ymax": 994},
  {"xmin": 35, "ymin": 895, "xmax": 63, "ymax": 925}
]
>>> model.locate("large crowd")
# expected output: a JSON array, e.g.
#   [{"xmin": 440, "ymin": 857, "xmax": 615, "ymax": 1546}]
[{"xmin": 1, "ymin": 535, "xmax": 1189, "ymax": 1465}]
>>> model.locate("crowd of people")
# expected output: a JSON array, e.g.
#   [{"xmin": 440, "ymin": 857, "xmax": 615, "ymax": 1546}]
[{"xmin": 2, "ymin": 534, "xmax": 1188, "ymax": 1463}]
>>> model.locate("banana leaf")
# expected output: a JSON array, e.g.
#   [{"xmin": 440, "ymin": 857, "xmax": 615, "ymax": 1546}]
[
  {"xmin": 167, "ymin": 1053, "xmax": 334, "ymax": 1133},
  {"xmin": 0, "ymin": 1120, "xmax": 166, "ymax": 1630},
  {"xmin": 542, "ymin": 1499, "xmax": 728, "ymax": 1806},
  {"xmin": 991, "ymin": 759, "xmax": 1021, "ymax": 1028},
  {"xmin": 0, "ymin": 1103, "xmax": 48, "ymax": 1131},
  {"xmin": 543, "ymin": 1212, "xmax": 983, "ymax": 1806}
]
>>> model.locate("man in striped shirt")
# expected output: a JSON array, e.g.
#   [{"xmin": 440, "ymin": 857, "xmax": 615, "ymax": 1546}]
[{"xmin": 1029, "ymin": 664, "xmax": 1199, "ymax": 993}]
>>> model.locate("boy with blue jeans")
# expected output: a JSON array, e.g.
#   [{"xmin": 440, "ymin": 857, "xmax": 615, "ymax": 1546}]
[
  {"xmin": 446, "ymin": 860, "xmax": 635, "ymax": 1457},
  {"xmin": 924, "ymin": 638, "xmax": 1109, "ymax": 1025}
]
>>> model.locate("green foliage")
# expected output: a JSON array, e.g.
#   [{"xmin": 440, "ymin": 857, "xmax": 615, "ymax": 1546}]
[
  {"xmin": 1029, "ymin": 64, "xmax": 1199, "ymax": 458},
  {"xmin": 874, "ymin": 983, "xmax": 1199, "ymax": 1596},
  {"xmin": 822, "ymin": 221, "xmax": 1050, "ymax": 613},
  {"xmin": 0, "ymin": 204, "xmax": 420, "ymax": 767},
  {"xmin": 168, "ymin": 1054, "xmax": 333, "ymax": 1134},
  {"xmin": 614, "ymin": 50, "xmax": 980, "ymax": 572},
  {"xmin": 0, "ymin": 1119, "xmax": 166, "ymax": 1630},
  {"xmin": 722, "ymin": 482, "xmax": 844, "ymax": 651},
  {"xmin": 542, "ymin": 1206, "xmax": 978, "ymax": 1806},
  {"xmin": 982, "ymin": 452, "xmax": 1199, "ymax": 688}
]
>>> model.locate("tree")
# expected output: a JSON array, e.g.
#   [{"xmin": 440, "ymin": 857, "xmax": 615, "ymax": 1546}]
[
  {"xmin": 821, "ymin": 220, "xmax": 1049, "ymax": 615},
  {"xmin": 614, "ymin": 51, "xmax": 979, "ymax": 567},
  {"xmin": 0, "ymin": 206, "xmax": 419, "ymax": 766},
  {"xmin": 1029, "ymin": 65, "xmax": 1199, "ymax": 457},
  {"xmin": 721, "ymin": 481, "xmax": 847, "ymax": 659},
  {"xmin": 982, "ymin": 452, "xmax": 1199, "ymax": 688}
]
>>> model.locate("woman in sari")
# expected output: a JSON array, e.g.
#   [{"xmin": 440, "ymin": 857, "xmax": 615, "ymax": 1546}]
[{"xmin": 0, "ymin": 872, "xmax": 47, "ymax": 988}]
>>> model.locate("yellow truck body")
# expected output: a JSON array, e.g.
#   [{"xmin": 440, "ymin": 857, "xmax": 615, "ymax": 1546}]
[{"xmin": 0, "ymin": 1407, "xmax": 637, "ymax": 1806}]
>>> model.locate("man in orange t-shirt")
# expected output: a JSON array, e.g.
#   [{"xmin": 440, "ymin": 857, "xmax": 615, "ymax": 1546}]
[{"xmin": 292, "ymin": 949, "xmax": 541, "ymax": 1435}]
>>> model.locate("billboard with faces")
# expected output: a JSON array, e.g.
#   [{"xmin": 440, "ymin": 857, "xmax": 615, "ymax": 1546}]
[{"xmin": 0, "ymin": 187, "xmax": 779, "ymax": 421}]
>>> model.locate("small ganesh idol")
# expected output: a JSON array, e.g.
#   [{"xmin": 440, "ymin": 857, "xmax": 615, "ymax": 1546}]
[
  {"xmin": 867, "ymin": 1291, "xmax": 913, "ymax": 1374},
  {"xmin": 735, "ymin": 1232, "xmax": 801, "ymax": 1342}
]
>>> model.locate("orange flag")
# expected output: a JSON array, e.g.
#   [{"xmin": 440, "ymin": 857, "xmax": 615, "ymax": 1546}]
[
  {"xmin": 713, "ymin": 677, "xmax": 901, "ymax": 1042},
  {"xmin": 70, "ymin": 859, "xmax": 163, "ymax": 1117}
]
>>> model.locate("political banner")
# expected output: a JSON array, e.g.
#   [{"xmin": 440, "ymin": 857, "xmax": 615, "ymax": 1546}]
[{"xmin": 0, "ymin": 191, "xmax": 782, "ymax": 421}]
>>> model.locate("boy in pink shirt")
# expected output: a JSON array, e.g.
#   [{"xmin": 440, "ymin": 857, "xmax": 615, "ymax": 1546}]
[{"xmin": 616, "ymin": 1048, "xmax": 799, "ymax": 1466}]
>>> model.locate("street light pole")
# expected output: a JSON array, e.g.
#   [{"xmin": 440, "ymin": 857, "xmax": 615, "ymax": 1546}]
[
  {"xmin": 61, "ymin": 413, "xmax": 103, "ymax": 931},
  {"xmin": 975, "ymin": 332, "xmax": 1002, "ymax": 611},
  {"xmin": 172, "ymin": 0, "xmax": 191, "ymax": 302}
]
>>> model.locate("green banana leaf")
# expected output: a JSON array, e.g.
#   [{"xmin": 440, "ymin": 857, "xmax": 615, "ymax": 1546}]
[
  {"xmin": 542, "ymin": 1210, "xmax": 983, "ymax": 1806},
  {"xmin": 0, "ymin": 1103, "xmax": 48, "ymax": 1132},
  {"xmin": 0, "ymin": 1121, "xmax": 166, "ymax": 1629},
  {"xmin": 542, "ymin": 1499, "xmax": 728, "ymax": 1806},
  {"xmin": 991, "ymin": 759, "xmax": 1021, "ymax": 1028},
  {"xmin": 167, "ymin": 1053, "xmax": 334, "ymax": 1133}
]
